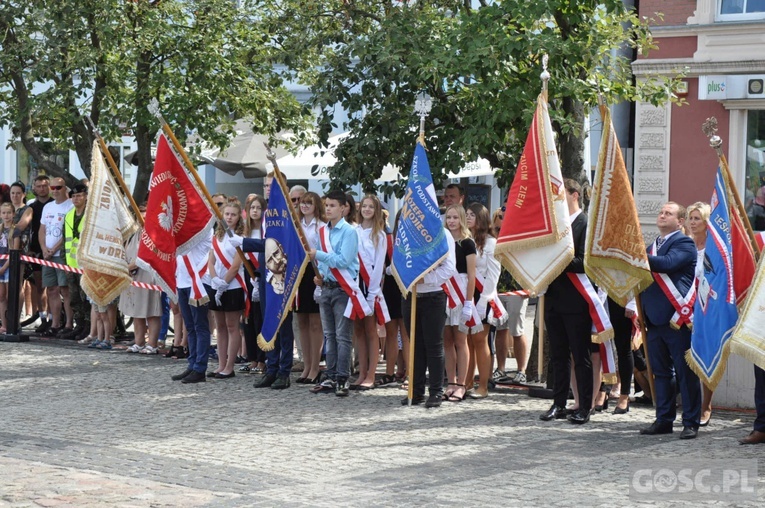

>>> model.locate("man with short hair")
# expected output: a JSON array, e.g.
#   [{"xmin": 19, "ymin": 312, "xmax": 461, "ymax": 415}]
[
  {"xmin": 23, "ymin": 175, "xmax": 53, "ymax": 331},
  {"xmin": 443, "ymin": 184, "xmax": 465, "ymax": 208},
  {"xmin": 38, "ymin": 177, "xmax": 74, "ymax": 336},
  {"xmin": 308, "ymin": 190, "xmax": 360, "ymax": 397},
  {"xmin": 60, "ymin": 184, "xmax": 91, "ymax": 340},
  {"xmin": 640, "ymin": 201, "xmax": 700, "ymax": 439},
  {"xmin": 289, "ymin": 185, "xmax": 307, "ymax": 209}
]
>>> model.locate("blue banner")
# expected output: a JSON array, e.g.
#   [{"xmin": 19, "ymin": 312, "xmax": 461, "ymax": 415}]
[
  {"xmin": 689, "ymin": 168, "xmax": 739, "ymax": 387},
  {"xmin": 257, "ymin": 173, "xmax": 309, "ymax": 351},
  {"xmin": 391, "ymin": 142, "xmax": 449, "ymax": 294}
]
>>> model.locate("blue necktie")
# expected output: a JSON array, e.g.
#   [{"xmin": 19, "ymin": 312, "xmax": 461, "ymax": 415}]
[{"xmin": 656, "ymin": 237, "xmax": 665, "ymax": 250}]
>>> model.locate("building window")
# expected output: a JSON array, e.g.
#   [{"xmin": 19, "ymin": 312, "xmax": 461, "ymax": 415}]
[
  {"xmin": 745, "ymin": 110, "xmax": 765, "ymax": 231},
  {"xmin": 719, "ymin": 0, "xmax": 765, "ymax": 21}
]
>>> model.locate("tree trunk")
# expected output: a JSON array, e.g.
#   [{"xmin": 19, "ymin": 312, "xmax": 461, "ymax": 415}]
[
  {"xmin": 558, "ymin": 97, "xmax": 587, "ymax": 182},
  {"xmin": 133, "ymin": 50, "xmax": 153, "ymax": 205}
]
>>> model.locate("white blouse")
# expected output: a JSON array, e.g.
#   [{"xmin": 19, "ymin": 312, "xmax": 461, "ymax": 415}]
[
  {"xmin": 301, "ymin": 216, "xmax": 325, "ymax": 250},
  {"xmin": 475, "ymin": 236, "xmax": 501, "ymax": 304},
  {"xmin": 356, "ymin": 225, "xmax": 387, "ymax": 299},
  {"xmin": 212, "ymin": 234, "xmax": 245, "ymax": 290}
]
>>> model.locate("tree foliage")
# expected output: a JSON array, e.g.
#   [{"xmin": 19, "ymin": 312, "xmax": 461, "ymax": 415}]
[
  {"xmin": 267, "ymin": 0, "xmax": 680, "ymax": 196},
  {"xmin": 0, "ymin": 0, "xmax": 313, "ymax": 200}
]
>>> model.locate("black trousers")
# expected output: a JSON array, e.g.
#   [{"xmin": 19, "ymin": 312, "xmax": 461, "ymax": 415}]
[
  {"xmin": 608, "ymin": 298, "xmax": 634, "ymax": 396},
  {"xmin": 546, "ymin": 310, "xmax": 593, "ymax": 409},
  {"xmin": 403, "ymin": 290, "xmax": 447, "ymax": 398}
]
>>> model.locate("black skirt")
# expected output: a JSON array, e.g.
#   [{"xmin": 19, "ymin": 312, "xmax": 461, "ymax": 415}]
[
  {"xmin": 204, "ymin": 284, "xmax": 245, "ymax": 312},
  {"xmin": 294, "ymin": 263, "xmax": 320, "ymax": 314},
  {"xmin": 382, "ymin": 272, "xmax": 403, "ymax": 320}
]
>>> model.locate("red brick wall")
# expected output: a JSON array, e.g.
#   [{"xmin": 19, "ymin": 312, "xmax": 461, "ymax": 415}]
[
  {"xmin": 640, "ymin": 0, "xmax": 697, "ymax": 26},
  {"xmin": 638, "ymin": 36, "xmax": 697, "ymax": 60},
  {"xmin": 668, "ymin": 78, "xmax": 730, "ymax": 207}
]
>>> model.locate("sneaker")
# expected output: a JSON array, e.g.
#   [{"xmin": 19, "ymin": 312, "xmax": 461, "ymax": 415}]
[
  {"xmin": 335, "ymin": 377, "xmax": 350, "ymax": 397},
  {"xmin": 86, "ymin": 339, "xmax": 101, "ymax": 348},
  {"xmin": 511, "ymin": 371, "xmax": 527, "ymax": 385},
  {"xmin": 95, "ymin": 340, "xmax": 112, "ymax": 350},
  {"xmin": 491, "ymin": 368, "xmax": 505, "ymax": 381},
  {"xmin": 310, "ymin": 378, "xmax": 336, "ymax": 394},
  {"xmin": 126, "ymin": 344, "xmax": 145, "ymax": 353},
  {"xmin": 20, "ymin": 313, "xmax": 40, "ymax": 328},
  {"xmin": 140, "ymin": 345, "xmax": 159, "ymax": 355}
]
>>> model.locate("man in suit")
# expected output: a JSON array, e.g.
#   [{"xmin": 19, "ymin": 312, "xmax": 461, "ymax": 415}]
[
  {"xmin": 640, "ymin": 202, "xmax": 701, "ymax": 439},
  {"xmin": 739, "ymin": 366, "xmax": 765, "ymax": 444},
  {"xmin": 539, "ymin": 179, "xmax": 594, "ymax": 425}
]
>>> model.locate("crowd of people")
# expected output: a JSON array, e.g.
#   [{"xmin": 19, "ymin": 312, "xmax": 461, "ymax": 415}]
[{"xmin": 2, "ymin": 173, "xmax": 763, "ymax": 444}]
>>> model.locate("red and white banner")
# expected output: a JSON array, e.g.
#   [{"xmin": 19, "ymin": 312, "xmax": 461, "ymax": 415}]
[
  {"xmin": 136, "ymin": 134, "xmax": 215, "ymax": 301},
  {"xmin": 495, "ymin": 92, "xmax": 573, "ymax": 294}
]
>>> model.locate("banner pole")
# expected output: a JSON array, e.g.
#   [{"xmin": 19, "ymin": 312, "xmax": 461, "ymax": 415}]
[
  {"xmin": 83, "ymin": 117, "xmax": 144, "ymax": 227},
  {"xmin": 147, "ymin": 100, "xmax": 256, "ymax": 279},
  {"xmin": 407, "ymin": 287, "xmax": 417, "ymax": 406},
  {"xmin": 634, "ymin": 293, "xmax": 657, "ymax": 407}
]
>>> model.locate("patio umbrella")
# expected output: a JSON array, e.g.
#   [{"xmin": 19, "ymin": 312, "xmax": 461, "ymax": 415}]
[{"xmin": 205, "ymin": 128, "xmax": 291, "ymax": 179}]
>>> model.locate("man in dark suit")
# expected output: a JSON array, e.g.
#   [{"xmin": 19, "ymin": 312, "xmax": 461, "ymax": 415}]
[
  {"xmin": 640, "ymin": 201, "xmax": 700, "ymax": 439},
  {"xmin": 739, "ymin": 366, "xmax": 765, "ymax": 444},
  {"xmin": 539, "ymin": 179, "xmax": 594, "ymax": 425}
]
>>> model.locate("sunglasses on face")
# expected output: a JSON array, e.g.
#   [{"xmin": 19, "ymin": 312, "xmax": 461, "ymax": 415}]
[
  {"xmin": 50, "ymin": 185, "xmax": 63, "ymax": 190},
  {"xmin": 291, "ymin": 198, "xmax": 300, "ymax": 203},
  {"xmin": 214, "ymin": 202, "xmax": 225, "ymax": 207}
]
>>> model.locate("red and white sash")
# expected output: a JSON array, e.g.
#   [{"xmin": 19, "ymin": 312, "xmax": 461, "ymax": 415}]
[
  {"xmin": 212, "ymin": 237, "xmax": 250, "ymax": 316},
  {"xmin": 319, "ymin": 226, "xmax": 372, "ymax": 320},
  {"xmin": 358, "ymin": 253, "xmax": 390, "ymax": 325},
  {"xmin": 181, "ymin": 254, "xmax": 209, "ymax": 306},
  {"xmin": 246, "ymin": 229, "xmax": 263, "ymax": 271},
  {"xmin": 650, "ymin": 242, "xmax": 696, "ymax": 329},
  {"xmin": 474, "ymin": 272, "xmax": 509, "ymax": 327},
  {"xmin": 441, "ymin": 274, "xmax": 482, "ymax": 329},
  {"xmin": 567, "ymin": 273, "xmax": 614, "ymax": 343},
  {"xmin": 599, "ymin": 340, "xmax": 617, "ymax": 384}
]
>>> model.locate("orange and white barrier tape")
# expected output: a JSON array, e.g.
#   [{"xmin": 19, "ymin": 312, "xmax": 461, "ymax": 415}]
[{"xmin": 0, "ymin": 254, "xmax": 164, "ymax": 293}]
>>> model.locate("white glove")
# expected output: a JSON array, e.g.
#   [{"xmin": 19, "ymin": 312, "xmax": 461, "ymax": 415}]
[
  {"xmin": 215, "ymin": 288, "xmax": 225, "ymax": 306},
  {"xmin": 313, "ymin": 285, "xmax": 322, "ymax": 303},
  {"xmin": 226, "ymin": 235, "xmax": 244, "ymax": 249},
  {"xmin": 476, "ymin": 299, "xmax": 487, "ymax": 320},
  {"xmin": 461, "ymin": 300, "xmax": 474, "ymax": 323},
  {"xmin": 366, "ymin": 294, "xmax": 377, "ymax": 310},
  {"xmin": 211, "ymin": 276, "xmax": 227, "ymax": 291},
  {"xmin": 251, "ymin": 284, "xmax": 260, "ymax": 302},
  {"xmin": 385, "ymin": 265, "xmax": 392, "ymax": 276}
]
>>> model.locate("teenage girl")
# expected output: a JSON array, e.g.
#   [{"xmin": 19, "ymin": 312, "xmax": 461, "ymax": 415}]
[{"xmin": 240, "ymin": 195, "xmax": 267, "ymax": 374}]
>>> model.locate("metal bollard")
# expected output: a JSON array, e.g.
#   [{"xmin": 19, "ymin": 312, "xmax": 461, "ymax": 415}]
[{"xmin": 1, "ymin": 249, "xmax": 29, "ymax": 342}]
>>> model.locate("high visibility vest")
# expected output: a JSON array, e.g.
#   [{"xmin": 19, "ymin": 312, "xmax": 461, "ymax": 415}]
[{"xmin": 64, "ymin": 208, "xmax": 85, "ymax": 268}]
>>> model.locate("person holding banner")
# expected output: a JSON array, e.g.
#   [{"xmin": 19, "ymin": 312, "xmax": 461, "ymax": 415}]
[
  {"xmin": 442, "ymin": 204, "xmax": 475, "ymax": 402},
  {"xmin": 308, "ymin": 190, "xmax": 364, "ymax": 396},
  {"xmin": 639, "ymin": 202, "xmax": 700, "ymax": 439},
  {"xmin": 539, "ymin": 179, "xmax": 594, "ymax": 425},
  {"xmin": 295, "ymin": 191, "xmax": 326, "ymax": 384},
  {"xmin": 352, "ymin": 194, "xmax": 388, "ymax": 390},
  {"xmin": 687, "ymin": 201, "xmax": 714, "ymax": 427},
  {"xmin": 206, "ymin": 200, "xmax": 247, "ymax": 379}
]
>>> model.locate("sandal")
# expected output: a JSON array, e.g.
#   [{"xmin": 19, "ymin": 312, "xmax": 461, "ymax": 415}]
[
  {"xmin": 164, "ymin": 345, "xmax": 178, "ymax": 358},
  {"xmin": 447, "ymin": 384, "xmax": 466, "ymax": 402},
  {"xmin": 172, "ymin": 347, "xmax": 189, "ymax": 359},
  {"xmin": 375, "ymin": 374, "xmax": 397, "ymax": 387}
]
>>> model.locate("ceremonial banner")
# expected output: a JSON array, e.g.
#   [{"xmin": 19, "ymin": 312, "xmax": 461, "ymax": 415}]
[
  {"xmin": 78, "ymin": 142, "xmax": 139, "ymax": 306},
  {"xmin": 585, "ymin": 107, "xmax": 652, "ymax": 306},
  {"xmin": 688, "ymin": 169, "xmax": 740, "ymax": 388},
  {"xmin": 495, "ymin": 93, "xmax": 573, "ymax": 293},
  {"xmin": 391, "ymin": 142, "xmax": 449, "ymax": 294},
  {"xmin": 257, "ymin": 172, "xmax": 309, "ymax": 351},
  {"xmin": 136, "ymin": 134, "xmax": 215, "ymax": 300},
  {"xmin": 723, "ymin": 168, "xmax": 757, "ymax": 305}
]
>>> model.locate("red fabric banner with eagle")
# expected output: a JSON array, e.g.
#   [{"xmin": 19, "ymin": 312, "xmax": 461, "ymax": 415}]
[{"xmin": 136, "ymin": 134, "xmax": 215, "ymax": 301}]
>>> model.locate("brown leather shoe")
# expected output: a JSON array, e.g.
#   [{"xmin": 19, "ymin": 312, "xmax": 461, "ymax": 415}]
[{"xmin": 739, "ymin": 430, "xmax": 765, "ymax": 445}]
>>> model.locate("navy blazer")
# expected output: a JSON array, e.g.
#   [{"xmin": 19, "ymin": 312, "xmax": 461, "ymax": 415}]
[
  {"xmin": 546, "ymin": 212, "xmax": 590, "ymax": 315},
  {"xmin": 641, "ymin": 232, "xmax": 696, "ymax": 327},
  {"xmin": 242, "ymin": 237, "xmax": 266, "ymax": 314}
]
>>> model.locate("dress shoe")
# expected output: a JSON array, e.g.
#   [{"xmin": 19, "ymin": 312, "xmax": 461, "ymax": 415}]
[
  {"xmin": 207, "ymin": 371, "xmax": 219, "ymax": 378},
  {"xmin": 181, "ymin": 370, "xmax": 206, "ymax": 384},
  {"xmin": 613, "ymin": 403, "xmax": 630, "ymax": 415},
  {"xmin": 215, "ymin": 372, "xmax": 236, "ymax": 379},
  {"xmin": 567, "ymin": 408, "xmax": 590, "ymax": 425},
  {"xmin": 425, "ymin": 393, "xmax": 443, "ymax": 408},
  {"xmin": 679, "ymin": 426, "xmax": 698, "ymax": 440},
  {"xmin": 640, "ymin": 420, "xmax": 673, "ymax": 435},
  {"xmin": 271, "ymin": 376, "xmax": 290, "ymax": 389},
  {"xmin": 401, "ymin": 395, "xmax": 425, "ymax": 405},
  {"xmin": 253, "ymin": 373, "xmax": 277, "ymax": 388},
  {"xmin": 539, "ymin": 404, "xmax": 568, "ymax": 421},
  {"xmin": 171, "ymin": 368, "xmax": 193, "ymax": 381},
  {"xmin": 699, "ymin": 413, "xmax": 711, "ymax": 427},
  {"xmin": 738, "ymin": 430, "xmax": 765, "ymax": 445}
]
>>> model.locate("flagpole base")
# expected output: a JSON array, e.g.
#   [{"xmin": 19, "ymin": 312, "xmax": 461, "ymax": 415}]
[{"xmin": 1, "ymin": 333, "xmax": 30, "ymax": 343}]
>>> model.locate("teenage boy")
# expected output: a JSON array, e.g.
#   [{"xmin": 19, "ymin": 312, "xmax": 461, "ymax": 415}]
[{"xmin": 308, "ymin": 190, "xmax": 360, "ymax": 397}]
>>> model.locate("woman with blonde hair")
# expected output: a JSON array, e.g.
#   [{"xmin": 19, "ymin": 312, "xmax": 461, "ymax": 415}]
[
  {"xmin": 352, "ymin": 194, "xmax": 387, "ymax": 389},
  {"xmin": 206, "ymin": 199, "xmax": 246, "ymax": 379},
  {"xmin": 442, "ymin": 204, "xmax": 475, "ymax": 402},
  {"xmin": 687, "ymin": 201, "xmax": 713, "ymax": 426}
]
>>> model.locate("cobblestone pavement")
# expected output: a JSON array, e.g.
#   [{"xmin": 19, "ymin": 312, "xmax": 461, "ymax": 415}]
[{"xmin": 0, "ymin": 339, "xmax": 763, "ymax": 507}]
